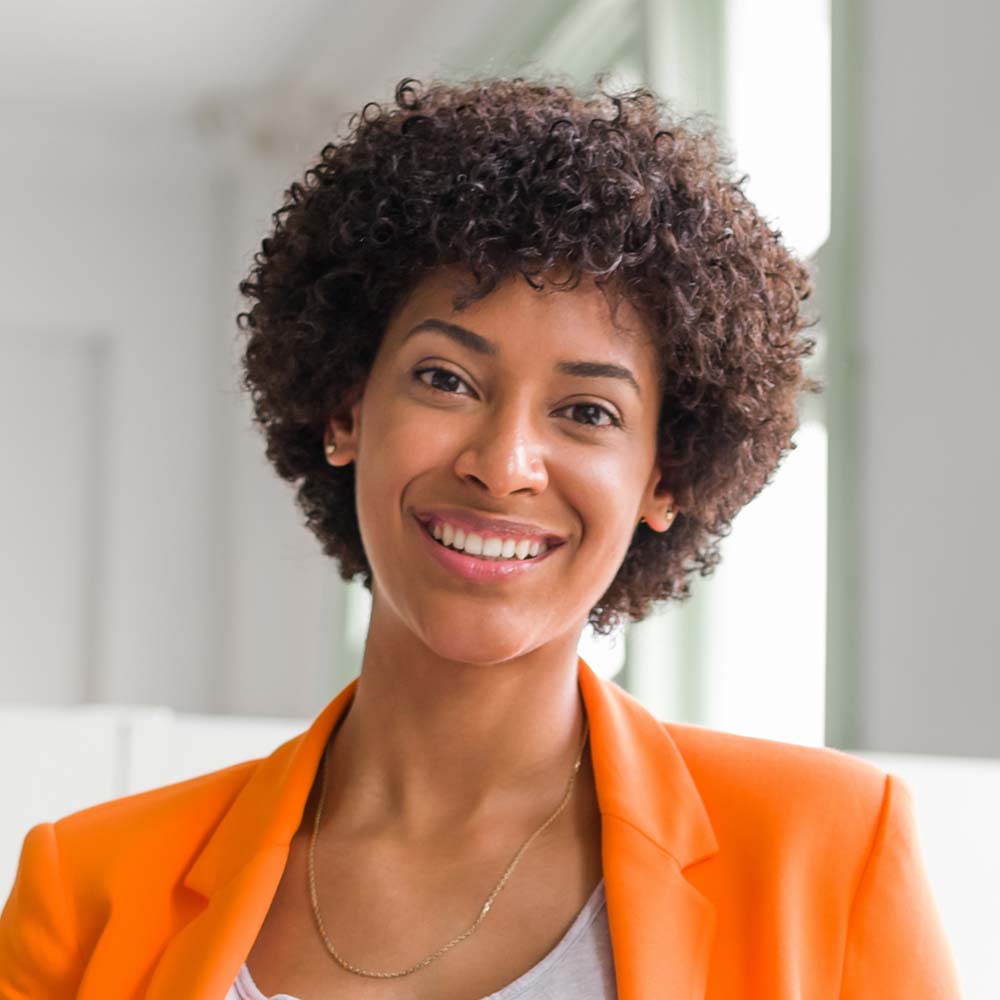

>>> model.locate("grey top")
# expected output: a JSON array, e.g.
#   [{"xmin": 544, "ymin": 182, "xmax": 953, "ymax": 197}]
[{"xmin": 226, "ymin": 878, "xmax": 617, "ymax": 1000}]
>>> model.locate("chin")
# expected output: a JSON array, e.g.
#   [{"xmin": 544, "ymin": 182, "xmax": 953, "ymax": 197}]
[{"xmin": 416, "ymin": 613, "xmax": 544, "ymax": 668}]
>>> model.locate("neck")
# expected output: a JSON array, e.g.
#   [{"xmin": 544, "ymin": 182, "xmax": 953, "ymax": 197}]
[{"xmin": 320, "ymin": 609, "xmax": 590, "ymax": 838}]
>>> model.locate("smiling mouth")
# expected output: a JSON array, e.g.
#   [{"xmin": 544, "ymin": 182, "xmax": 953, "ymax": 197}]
[{"xmin": 420, "ymin": 519, "xmax": 553, "ymax": 562}]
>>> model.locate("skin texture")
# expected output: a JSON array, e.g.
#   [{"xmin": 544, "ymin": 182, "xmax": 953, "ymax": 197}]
[{"xmin": 244, "ymin": 267, "xmax": 675, "ymax": 999}]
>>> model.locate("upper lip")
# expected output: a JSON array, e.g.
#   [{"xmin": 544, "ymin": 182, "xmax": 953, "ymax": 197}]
[{"xmin": 414, "ymin": 507, "xmax": 566, "ymax": 545}]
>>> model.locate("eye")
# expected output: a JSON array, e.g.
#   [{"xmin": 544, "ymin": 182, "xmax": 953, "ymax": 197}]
[
  {"xmin": 413, "ymin": 366, "xmax": 474, "ymax": 396},
  {"xmin": 557, "ymin": 401, "xmax": 623, "ymax": 429}
]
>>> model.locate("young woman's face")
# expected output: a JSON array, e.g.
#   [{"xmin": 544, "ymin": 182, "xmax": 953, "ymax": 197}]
[{"xmin": 328, "ymin": 267, "xmax": 673, "ymax": 665}]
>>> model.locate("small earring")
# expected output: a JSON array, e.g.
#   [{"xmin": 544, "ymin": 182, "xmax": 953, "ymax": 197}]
[
  {"xmin": 325, "ymin": 442, "xmax": 337, "ymax": 457},
  {"xmin": 640, "ymin": 507, "xmax": 675, "ymax": 527}
]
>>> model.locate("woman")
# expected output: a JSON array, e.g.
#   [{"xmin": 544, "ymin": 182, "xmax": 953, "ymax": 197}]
[{"xmin": 0, "ymin": 78, "xmax": 960, "ymax": 999}]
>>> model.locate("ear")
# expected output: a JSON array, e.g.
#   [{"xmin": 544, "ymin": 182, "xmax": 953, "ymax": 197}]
[
  {"xmin": 323, "ymin": 382, "xmax": 365, "ymax": 467},
  {"xmin": 637, "ymin": 462, "xmax": 677, "ymax": 533}
]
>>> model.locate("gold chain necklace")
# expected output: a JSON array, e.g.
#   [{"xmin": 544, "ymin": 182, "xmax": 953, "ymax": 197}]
[{"xmin": 307, "ymin": 715, "xmax": 591, "ymax": 979}]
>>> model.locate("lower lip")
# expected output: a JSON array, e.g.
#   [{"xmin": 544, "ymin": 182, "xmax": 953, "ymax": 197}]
[{"xmin": 414, "ymin": 518, "xmax": 560, "ymax": 583}]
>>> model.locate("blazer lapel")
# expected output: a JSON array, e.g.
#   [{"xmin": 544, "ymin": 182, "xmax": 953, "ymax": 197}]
[
  {"xmin": 579, "ymin": 659, "xmax": 719, "ymax": 999},
  {"xmin": 144, "ymin": 677, "xmax": 359, "ymax": 1000},
  {"xmin": 144, "ymin": 658, "xmax": 718, "ymax": 1000}
]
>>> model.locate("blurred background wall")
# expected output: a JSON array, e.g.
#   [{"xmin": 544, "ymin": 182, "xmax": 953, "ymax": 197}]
[{"xmin": 0, "ymin": 0, "xmax": 996, "ymax": 755}]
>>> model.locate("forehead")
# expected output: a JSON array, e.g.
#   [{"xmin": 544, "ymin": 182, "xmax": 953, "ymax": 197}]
[{"xmin": 385, "ymin": 267, "xmax": 658, "ymax": 375}]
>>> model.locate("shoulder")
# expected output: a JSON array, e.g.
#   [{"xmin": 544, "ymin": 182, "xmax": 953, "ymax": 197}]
[
  {"xmin": 0, "ymin": 757, "xmax": 267, "ymax": 993},
  {"xmin": 663, "ymin": 720, "xmax": 890, "ymax": 855},
  {"xmin": 43, "ymin": 756, "xmax": 263, "ymax": 894},
  {"xmin": 664, "ymin": 719, "xmax": 886, "ymax": 796}
]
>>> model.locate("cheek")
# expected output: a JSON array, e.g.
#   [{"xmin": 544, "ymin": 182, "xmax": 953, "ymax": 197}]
[
  {"xmin": 562, "ymin": 450, "xmax": 639, "ymax": 547},
  {"xmin": 354, "ymin": 396, "xmax": 457, "ymax": 522}
]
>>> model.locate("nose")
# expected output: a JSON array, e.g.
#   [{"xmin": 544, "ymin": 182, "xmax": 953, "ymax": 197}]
[{"xmin": 453, "ymin": 396, "xmax": 549, "ymax": 497}]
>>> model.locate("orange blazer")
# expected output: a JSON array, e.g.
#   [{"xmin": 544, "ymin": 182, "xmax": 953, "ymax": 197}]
[{"xmin": 0, "ymin": 657, "xmax": 961, "ymax": 999}]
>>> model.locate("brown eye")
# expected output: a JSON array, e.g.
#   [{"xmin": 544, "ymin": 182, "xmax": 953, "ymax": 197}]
[
  {"xmin": 414, "ymin": 367, "xmax": 472, "ymax": 396},
  {"xmin": 559, "ymin": 402, "xmax": 621, "ymax": 429}
]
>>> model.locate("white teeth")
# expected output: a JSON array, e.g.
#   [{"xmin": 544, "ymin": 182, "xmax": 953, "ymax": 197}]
[
  {"xmin": 482, "ymin": 537, "xmax": 503, "ymax": 558},
  {"xmin": 428, "ymin": 521, "xmax": 551, "ymax": 561}
]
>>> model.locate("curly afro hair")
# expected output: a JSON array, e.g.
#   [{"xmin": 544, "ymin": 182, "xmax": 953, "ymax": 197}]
[{"xmin": 238, "ymin": 75, "xmax": 820, "ymax": 635}]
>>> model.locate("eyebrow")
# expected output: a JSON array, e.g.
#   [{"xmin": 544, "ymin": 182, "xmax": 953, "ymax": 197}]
[{"xmin": 403, "ymin": 319, "xmax": 641, "ymax": 396}]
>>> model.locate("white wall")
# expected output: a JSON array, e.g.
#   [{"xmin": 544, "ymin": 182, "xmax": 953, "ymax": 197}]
[
  {"xmin": 0, "ymin": 113, "xmax": 220, "ymax": 711},
  {"xmin": 0, "ymin": 110, "xmax": 345, "ymax": 716},
  {"xmin": 858, "ymin": 0, "xmax": 1000, "ymax": 756}
]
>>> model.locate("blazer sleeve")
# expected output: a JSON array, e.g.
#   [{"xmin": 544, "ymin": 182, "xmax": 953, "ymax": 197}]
[
  {"xmin": 0, "ymin": 822, "xmax": 83, "ymax": 999},
  {"xmin": 838, "ymin": 772, "xmax": 963, "ymax": 999}
]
